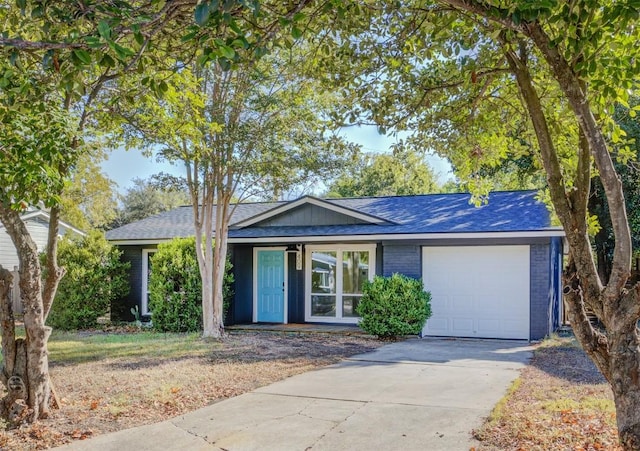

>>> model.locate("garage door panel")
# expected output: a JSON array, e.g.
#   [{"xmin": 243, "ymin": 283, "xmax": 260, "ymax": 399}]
[
  {"xmin": 477, "ymin": 319, "xmax": 500, "ymax": 334},
  {"xmin": 422, "ymin": 246, "xmax": 530, "ymax": 340},
  {"xmin": 451, "ymin": 318, "xmax": 474, "ymax": 335},
  {"xmin": 425, "ymin": 318, "xmax": 449, "ymax": 335},
  {"xmin": 452, "ymin": 295, "xmax": 473, "ymax": 310}
]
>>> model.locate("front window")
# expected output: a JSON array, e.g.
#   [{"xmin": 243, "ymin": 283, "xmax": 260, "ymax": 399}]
[
  {"xmin": 141, "ymin": 249, "xmax": 157, "ymax": 315},
  {"xmin": 306, "ymin": 245, "xmax": 375, "ymax": 323}
]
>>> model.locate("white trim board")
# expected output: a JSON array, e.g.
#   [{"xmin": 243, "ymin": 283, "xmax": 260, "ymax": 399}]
[
  {"xmin": 110, "ymin": 229, "xmax": 565, "ymax": 247},
  {"xmin": 228, "ymin": 230, "xmax": 565, "ymax": 244}
]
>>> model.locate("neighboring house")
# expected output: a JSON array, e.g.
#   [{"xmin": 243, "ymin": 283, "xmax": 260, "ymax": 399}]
[
  {"xmin": 0, "ymin": 208, "xmax": 86, "ymax": 314},
  {"xmin": 106, "ymin": 190, "xmax": 565, "ymax": 340},
  {"xmin": 0, "ymin": 208, "xmax": 86, "ymax": 271}
]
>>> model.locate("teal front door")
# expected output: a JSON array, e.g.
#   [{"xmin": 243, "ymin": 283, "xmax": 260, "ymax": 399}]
[{"xmin": 256, "ymin": 250, "xmax": 285, "ymax": 323}]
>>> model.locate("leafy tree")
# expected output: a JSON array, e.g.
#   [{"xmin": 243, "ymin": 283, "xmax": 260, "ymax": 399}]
[
  {"xmin": 0, "ymin": 0, "xmax": 307, "ymax": 424},
  {"xmin": 326, "ymin": 149, "xmax": 440, "ymax": 198},
  {"xmin": 45, "ymin": 231, "xmax": 130, "ymax": 330},
  {"xmin": 114, "ymin": 49, "xmax": 356, "ymax": 338},
  {"xmin": 317, "ymin": 1, "xmax": 640, "ymax": 446},
  {"xmin": 60, "ymin": 149, "xmax": 120, "ymax": 231},
  {"xmin": 0, "ymin": 76, "xmax": 80, "ymax": 424},
  {"xmin": 589, "ymin": 100, "xmax": 640, "ymax": 283},
  {"xmin": 0, "ymin": 0, "xmax": 205, "ymax": 424},
  {"xmin": 115, "ymin": 177, "xmax": 190, "ymax": 226}
]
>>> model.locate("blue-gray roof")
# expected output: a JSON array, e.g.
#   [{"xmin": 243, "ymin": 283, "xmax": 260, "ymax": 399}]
[{"xmin": 105, "ymin": 190, "xmax": 561, "ymax": 242}]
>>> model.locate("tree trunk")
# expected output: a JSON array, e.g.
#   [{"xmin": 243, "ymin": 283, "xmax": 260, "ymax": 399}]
[
  {"xmin": 609, "ymin": 313, "xmax": 640, "ymax": 450},
  {"xmin": 0, "ymin": 206, "xmax": 56, "ymax": 424}
]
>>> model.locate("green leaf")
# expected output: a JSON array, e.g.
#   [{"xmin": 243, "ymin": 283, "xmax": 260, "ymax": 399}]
[
  {"xmin": 182, "ymin": 30, "xmax": 198, "ymax": 42},
  {"xmin": 98, "ymin": 20, "xmax": 111, "ymax": 40},
  {"xmin": 85, "ymin": 36, "xmax": 103, "ymax": 49},
  {"xmin": 110, "ymin": 42, "xmax": 135, "ymax": 60},
  {"xmin": 194, "ymin": 3, "xmax": 210, "ymax": 26},
  {"xmin": 291, "ymin": 27, "xmax": 303, "ymax": 39},
  {"xmin": 219, "ymin": 45, "xmax": 235, "ymax": 59},
  {"xmin": 73, "ymin": 49, "xmax": 92, "ymax": 65},
  {"xmin": 134, "ymin": 31, "xmax": 144, "ymax": 46},
  {"xmin": 100, "ymin": 54, "xmax": 116, "ymax": 68}
]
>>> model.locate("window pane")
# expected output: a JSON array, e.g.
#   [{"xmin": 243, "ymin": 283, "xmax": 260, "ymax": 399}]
[
  {"xmin": 311, "ymin": 251, "xmax": 337, "ymax": 294},
  {"xmin": 342, "ymin": 296, "xmax": 361, "ymax": 318},
  {"xmin": 146, "ymin": 253, "xmax": 154, "ymax": 293},
  {"xmin": 312, "ymin": 295, "xmax": 336, "ymax": 317},
  {"xmin": 342, "ymin": 251, "xmax": 369, "ymax": 294}
]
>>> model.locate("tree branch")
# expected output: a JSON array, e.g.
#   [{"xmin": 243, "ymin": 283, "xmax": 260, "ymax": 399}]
[
  {"xmin": 523, "ymin": 21, "xmax": 632, "ymax": 301},
  {"xmin": 502, "ymin": 38, "xmax": 603, "ymax": 309}
]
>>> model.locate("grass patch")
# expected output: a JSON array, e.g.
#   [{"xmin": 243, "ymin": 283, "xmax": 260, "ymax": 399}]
[
  {"xmin": 485, "ymin": 377, "xmax": 522, "ymax": 425},
  {"xmin": 475, "ymin": 336, "xmax": 620, "ymax": 450},
  {"xmin": 48, "ymin": 330, "xmax": 213, "ymax": 364}
]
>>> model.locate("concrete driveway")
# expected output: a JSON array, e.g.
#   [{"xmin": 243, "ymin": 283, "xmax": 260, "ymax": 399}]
[{"xmin": 57, "ymin": 338, "xmax": 532, "ymax": 451}]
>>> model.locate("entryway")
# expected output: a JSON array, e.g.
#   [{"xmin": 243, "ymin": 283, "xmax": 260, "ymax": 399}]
[{"xmin": 253, "ymin": 248, "xmax": 287, "ymax": 323}]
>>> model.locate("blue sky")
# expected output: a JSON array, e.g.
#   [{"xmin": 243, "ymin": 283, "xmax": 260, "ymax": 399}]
[{"xmin": 101, "ymin": 125, "xmax": 453, "ymax": 193}]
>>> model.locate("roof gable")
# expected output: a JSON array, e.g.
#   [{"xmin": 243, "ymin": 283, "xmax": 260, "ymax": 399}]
[
  {"xmin": 231, "ymin": 196, "xmax": 393, "ymax": 229},
  {"xmin": 0, "ymin": 210, "xmax": 86, "ymax": 237}
]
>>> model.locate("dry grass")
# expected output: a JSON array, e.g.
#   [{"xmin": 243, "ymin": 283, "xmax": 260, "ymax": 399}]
[
  {"xmin": 0, "ymin": 330, "xmax": 382, "ymax": 450},
  {"xmin": 474, "ymin": 336, "xmax": 621, "ymax": 451}
]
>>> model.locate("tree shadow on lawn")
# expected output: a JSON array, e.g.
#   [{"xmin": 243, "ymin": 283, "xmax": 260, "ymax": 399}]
[
  {"xmin": 49, "ymin": 353, "xmax": 206, "ymax": 371},
  {"xmin": 529, "ymin": 342, "xmax": 607, "ymax": 385}
]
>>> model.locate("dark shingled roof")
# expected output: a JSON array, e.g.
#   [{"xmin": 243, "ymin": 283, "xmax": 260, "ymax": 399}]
[{"xmin": 105, "ymin": 190, "xmax": 561, "ymax": 242}]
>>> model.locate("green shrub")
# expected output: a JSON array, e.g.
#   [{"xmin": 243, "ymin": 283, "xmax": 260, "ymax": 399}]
[
  {"xmin": 149, "ymin": 237, "xmax": 233, "ymax": 332},
  {"xmin": 356, "ymin": 273, "xmax": 431, "ymax": 339},
  {"xmin": 46, "ymin": 231, "xmax": 130, "ymax": 330}
]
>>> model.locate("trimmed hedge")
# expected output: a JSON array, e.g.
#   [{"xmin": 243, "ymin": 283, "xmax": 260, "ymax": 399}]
[
  {"xmin": 148, "ymin": 237, "xmax": 233, "ymax": 332},
  {"xmin": 46, "ymin": 231, "xmax": 130, "ymax": 330},
  {"xmin": 356, "ymin": 273, "xmax": 431, "ymax": 339}
]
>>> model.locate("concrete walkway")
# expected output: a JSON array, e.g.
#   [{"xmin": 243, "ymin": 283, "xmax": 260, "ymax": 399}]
[{"xmin": 57, "ymin": 338, "xmax": 533, "ymax": 451}]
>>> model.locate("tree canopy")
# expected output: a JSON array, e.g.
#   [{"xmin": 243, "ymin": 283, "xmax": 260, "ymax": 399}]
[
  {"xmin": 312, "ymin": 1, "xmax": 640, "ymax": 446},
  {"xmin": 326, "ymin": 150, "xmax": 440, "ymax": 198},
  {"xmin": 114, "ymin": 177, "xmax": 190, "ymax": 227}
]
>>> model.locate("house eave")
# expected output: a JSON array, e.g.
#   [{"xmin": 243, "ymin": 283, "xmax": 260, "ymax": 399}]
[
  {"xmin": 107, "ymin": 239, "xmax": 166, "ymax": 246},
  {"xmin": 227, "ymin": 230, "xmax": 565, "ymax": 244},
  {"xmin": 108, "ymin": 230, "xmax": 564, "ymax": 246}
]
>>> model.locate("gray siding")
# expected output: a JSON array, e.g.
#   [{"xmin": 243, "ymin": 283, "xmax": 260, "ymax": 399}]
[
  {"xmin": 257, "ymin": 204, "xmax": 367, "ymax": 227},
  {"xmin": 383, "ymin": 244, "xmax": 421, "ymax": 279},
  {"xmin": 0, "ymin": 219, "xmax": 50, "ymax": 270},
  {"xmin": 530, "ymin": 243, "xmax": 551, "ymax": 340}
]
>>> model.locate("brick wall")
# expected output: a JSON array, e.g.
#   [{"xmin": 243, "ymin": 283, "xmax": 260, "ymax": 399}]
[
  {"xmin": 529, "ymin": 243, "xmax": 551, "ymax": 340},
  {"xmin": 382, "ymin": 245, "xmax": 421, "ymax": 279}
]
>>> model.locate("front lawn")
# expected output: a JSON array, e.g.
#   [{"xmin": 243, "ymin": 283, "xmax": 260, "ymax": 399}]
[
  {"xmin": 0, "ymin": 329, "xmax": 381, "ymax": 450},
  {"xmin": 474, "ymin": 336, "xmax": 620, "ymax": 450}
]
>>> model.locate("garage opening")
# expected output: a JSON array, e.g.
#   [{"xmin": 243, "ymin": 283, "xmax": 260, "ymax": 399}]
[{"xmin": 422, "ymin": 245, "xmax": 530, "ymax": 340}]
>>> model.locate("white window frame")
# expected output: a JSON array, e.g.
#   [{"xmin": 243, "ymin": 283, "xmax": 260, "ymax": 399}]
[
  {"xmin": 141, "ymin": 248, "xmax": 157, "ymax": 315},
  {"xmin": 305, "ymin": 243, "xmax": 376, "ymax": 324}
]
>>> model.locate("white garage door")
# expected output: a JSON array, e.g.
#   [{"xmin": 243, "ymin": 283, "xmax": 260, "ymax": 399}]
[{"xmin": 422, "ymin": 246, "xmax": 530, "ymax": 340}]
